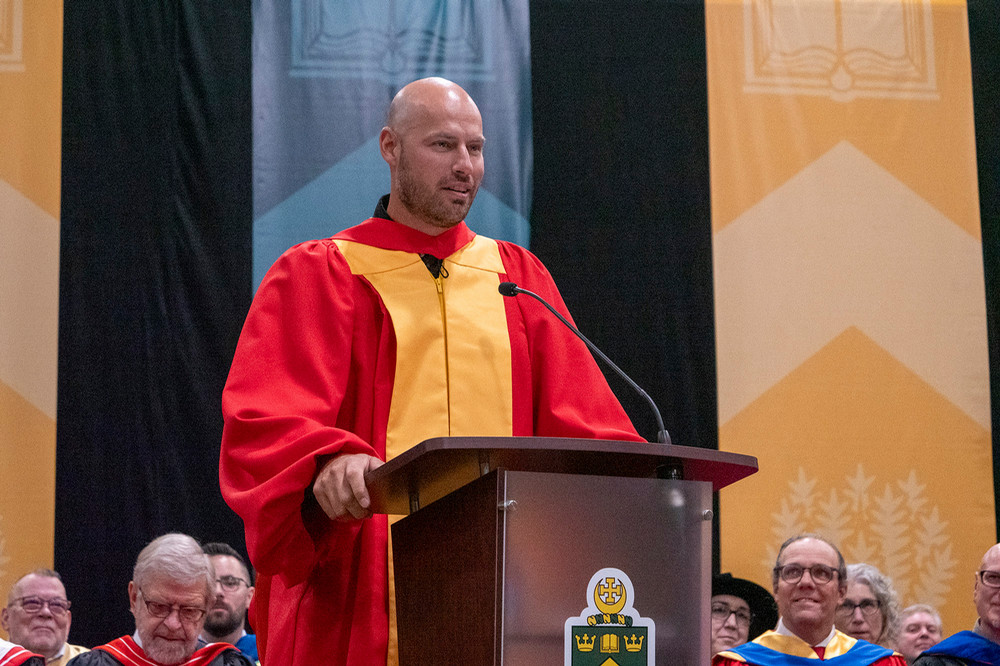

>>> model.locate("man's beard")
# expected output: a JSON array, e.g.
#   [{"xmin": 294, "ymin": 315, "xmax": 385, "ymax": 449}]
[
  {"xmin": 397, "ymin": 153, "xmax": 478, "ymax": 229},
  {"xmin": 142, "ymin": 634, "xmax": 198, "ymax": 665},
  {"xmin": 203, "ymin": 606, "xmax": 243, "ymax": 638}
]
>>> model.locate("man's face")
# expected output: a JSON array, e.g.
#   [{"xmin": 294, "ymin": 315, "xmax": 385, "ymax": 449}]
[
  {"xmin": 834, "ymin": 580, "xmax": 884, "ymax": 644},
  {"xmin": 129, "ymin": 577, "xmax": 209, "ymax": 665},
  {"xmin": 393, "ymin": 98, "xmax": 485, "ymax": 230},
  {"xmin": 203, "ymin": 555, "xmax": 253, "ymax": 640},
  {"xmin": 975, "ymin": 546, "xmax": 1000, "ymax": 632},
  {"xmin": 1, "ymin": 574, "xmax": 71, "ymax": 659},
  {"xmin": 773, "ymin": 539, "xmax": 845, "ymax": 641},
  {"xmin": 895, "ymin": 611, "xmax": 942, "ymax": 661},
  {"xmin": 710, "ymin": 593, "xmax": 751, "ymax": 655}
]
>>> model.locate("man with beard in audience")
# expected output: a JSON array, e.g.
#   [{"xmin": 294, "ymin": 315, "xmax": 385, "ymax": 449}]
[{"xmin": 200, "ymin": 544, "xmax": 257, "ymax": 664}]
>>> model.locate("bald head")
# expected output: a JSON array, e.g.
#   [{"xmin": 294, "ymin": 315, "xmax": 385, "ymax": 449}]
[
  {"xmin": 981, "ymin": 544, "xmax": 1000, "ymax": 569},
  {"xmin": 379, "ymin": 77, "xmax": 485, "ymax": 235},
  {"xmin": 386, "ymin": 77, "xmax": 481, "ymax": 135},
  {"xmin": 975, "ymin": 543, "xmax": 1000, "ymax": 639}
]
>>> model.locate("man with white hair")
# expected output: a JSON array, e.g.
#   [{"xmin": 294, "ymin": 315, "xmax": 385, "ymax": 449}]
[
  {"xmin": 67, "ymin": 534, "xmax": 251, "ymax": 666},
  {"xmin": 895, "ymin": 605, "xmax": 943, "ymax": 664}
]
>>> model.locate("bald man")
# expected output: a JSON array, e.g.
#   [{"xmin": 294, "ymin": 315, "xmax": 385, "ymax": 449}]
[
  {"xmin": 914, "ymin": 544, "xmax": 1000, "ymax": 665},
  {"xmin": 220, "ymin": 77, "xmax": 642, "ymax": 665}
]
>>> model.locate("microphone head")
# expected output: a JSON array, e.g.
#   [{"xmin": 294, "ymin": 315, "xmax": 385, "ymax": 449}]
[{"xmin": 498, "ymin": 281, "xmax": 520, "ymax": 297}]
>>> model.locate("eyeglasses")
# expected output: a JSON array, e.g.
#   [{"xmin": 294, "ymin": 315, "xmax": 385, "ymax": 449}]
[
  {"xmin": 711, "ymin": 602, "xmax": 753, "ymax": 628},
  {"xmin": 773, "ymin": 563, "xmax": 839, "ymax": 585},
  {"xmin": 216, "ymin": 576, "xmax": 250, "ymax": 592},
  {"xmin": 978, "ymin": 570, "xmax": 1000, "ymax": 588},
  {"xmin": 137, "ymin": 588, "xmax": 207, "ymax": 623},
  {"xmin": 836, "ymin": 599, "xmax": 881, "ymax": 617},
  {"xmin": 11, "ymin": 596, "xmax": 71, "ymax": 616}
]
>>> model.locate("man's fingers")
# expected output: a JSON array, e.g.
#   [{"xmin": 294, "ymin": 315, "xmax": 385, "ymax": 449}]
[{"xmin": 314, "ymin": 453, "xmax": 380, "ymax": 520}]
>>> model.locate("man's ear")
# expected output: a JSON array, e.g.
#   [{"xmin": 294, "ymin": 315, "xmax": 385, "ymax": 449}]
[
  {"xmin": 379, "ymin": 127, "xmax": 399, "ymax": 166},
  {"xmin": 127, "ymin": 581, "xmax": 139, "ymax": 615}
]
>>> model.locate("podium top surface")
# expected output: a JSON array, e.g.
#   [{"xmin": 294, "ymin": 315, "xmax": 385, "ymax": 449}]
[{"xmin": 365, "ymin": 436, "xmax": 757, "ymax": 515}]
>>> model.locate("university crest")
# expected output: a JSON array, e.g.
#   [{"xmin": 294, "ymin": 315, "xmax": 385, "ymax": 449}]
[{"xmin": 564, "ymin": 568, "xmax": 654, "ymax": 666}]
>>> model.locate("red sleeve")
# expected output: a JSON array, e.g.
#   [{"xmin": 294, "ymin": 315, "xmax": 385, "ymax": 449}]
[
  {"xmin": 496, "ymin": 241, "xmax": 644, "ymax": 442},
  {"xmin": 876, "ymin": 656, "xmax": 909, "ymax": 665},
  {"xmin": 711, "ymin": 657, "xmax": 746, "ymax": 666},
  {"xmin": 220, "ymin": 240, "xmax": 388, "ymax": 583}
]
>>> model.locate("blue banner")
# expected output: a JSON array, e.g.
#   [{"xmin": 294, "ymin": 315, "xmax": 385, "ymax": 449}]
[{"xmin": 253, "ymin": 0, "xmax": 532, "ymax": 288}]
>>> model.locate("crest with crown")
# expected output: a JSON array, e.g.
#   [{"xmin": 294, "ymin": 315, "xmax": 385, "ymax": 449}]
[{"xmin": 563, "ymin": 568, "xmax": 655, "ymax": 666}]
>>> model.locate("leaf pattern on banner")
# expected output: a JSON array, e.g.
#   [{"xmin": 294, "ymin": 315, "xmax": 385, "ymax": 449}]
[{"xmin": 769, "ymin": 466, "xmax": 956, "ymax": 608}]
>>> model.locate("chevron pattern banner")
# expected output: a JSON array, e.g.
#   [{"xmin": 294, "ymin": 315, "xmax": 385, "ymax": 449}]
[
  {"xmin": 711, "ymin": 0, "xmax": 993, "ymax": 632},
  {"xmin": 0, "ymin": 0, "xmax": 60, "ymax": 598},
  {"xmin": 253, "ymin": 0, "xmax": 533, "ymax": 287}
]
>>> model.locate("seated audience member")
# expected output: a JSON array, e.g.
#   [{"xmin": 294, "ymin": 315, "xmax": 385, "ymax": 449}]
[
  {"xmin": 2, "ymin": 569, "xmax": 88, "ymax": 665},
  {"xmin": 0, "ymin": 638, "xmax": 44, "ymax": 666},
  {"xmin": 200, "ymin": 544, "xmax": 257, "ymax": 664},
  {"xmin": 836, "ymin": 563, "xmax": 901, "ymax": 648},
  {"xmin": 711, "ymin": 573, "xmax": 779, "ymax": 658},
  {"xmin": 67, "ymin": 533, "xmax": 251, "ymax": 666},
  {"xmin": 895, "ymin": 605, "xmax": 943, "ymax": 664},
  {"xmin": 713, "ymin": 534, "xmax": 906, "ymax": 665},
  {"xmin": 914, "ymin": 543, "xmax": 1000, "ymax": 665}
]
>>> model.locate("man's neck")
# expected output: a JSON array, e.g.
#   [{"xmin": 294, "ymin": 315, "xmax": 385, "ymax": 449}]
[
  {"xmin": 201, "ymin": 626, "xmax": 245, "ymax": 647},
  {"xmin": 42, "ymin": 642, "xmax": 65, "ymax": 662},
  {"xmin": 776, "ymin": 617, "xmax": 836, "ymax": 647},
  {"xmin": 974, "ymin": 618, "xmax": 1000, "ymax": 644}
]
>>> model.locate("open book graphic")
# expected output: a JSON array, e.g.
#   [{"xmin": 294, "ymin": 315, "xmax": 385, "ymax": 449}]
[
  {"xmin": 743, "ymin": 0, "xmax": 937, "ymax": 101},
  {"xmin": 0, "ymin": 0, "xmax": 25, "ymax": 72}
]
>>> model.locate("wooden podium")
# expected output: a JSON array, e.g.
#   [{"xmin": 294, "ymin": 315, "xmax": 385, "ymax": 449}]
[{"xmin": 365, "ymin": 437, "xmax": 757, "ymax": 665}]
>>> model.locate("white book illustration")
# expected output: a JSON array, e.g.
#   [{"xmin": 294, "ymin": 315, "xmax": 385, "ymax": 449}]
[{"xmin": 743, "ymin": 0, "xmax": 937, "ymax": 101}]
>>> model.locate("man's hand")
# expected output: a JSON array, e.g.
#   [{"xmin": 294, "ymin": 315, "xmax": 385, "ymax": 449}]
[{"xmin": 313, "ymin": 453, "xmax": 384, "ymax": 521}]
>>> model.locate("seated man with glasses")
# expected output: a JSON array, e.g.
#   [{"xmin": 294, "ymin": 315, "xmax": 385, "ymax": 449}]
[
  {"xmin": 2, "ymin": 569, "xmax": 87, "ymax": 665},
  {"xmin": 713, "ymin": 534, "xmax": 906, "ymax": 665},
  {"xmin": 711, "ymin": 573, "xmax": 779, "ymax": 659},
  {"xmin": 835, "ymin": 563, "xmax": 901, "ymax": 648},
  {"xmin": 200, "ymin": 543, "xmax": 257, "ymax": 664},
  {"xmin": 914, "ymin": 543, "xmax": 1000, "ymax": 665},
  {"xmin": 67, "ymin": 534, "xmax": 251, "ymax": 666}
]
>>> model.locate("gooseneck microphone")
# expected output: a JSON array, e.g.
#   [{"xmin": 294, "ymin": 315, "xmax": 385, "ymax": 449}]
[{"xmin": 498, "ymin": 281, "xmax": 671, "ymax": 445}]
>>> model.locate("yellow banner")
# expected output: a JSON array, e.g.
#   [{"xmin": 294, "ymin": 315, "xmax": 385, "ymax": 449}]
[
  {"xmin": 709, "ymin": 0, "xmax": 992, "ymax": 635},
  {"xmin": 0, "ymin": 0, "xmax": 62, "ymax": 603}
]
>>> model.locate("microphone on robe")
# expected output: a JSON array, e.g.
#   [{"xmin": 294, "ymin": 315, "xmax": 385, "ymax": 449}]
[{"xmin": 498, "ymin": 281, "xmax": 671, "ymax": 445}]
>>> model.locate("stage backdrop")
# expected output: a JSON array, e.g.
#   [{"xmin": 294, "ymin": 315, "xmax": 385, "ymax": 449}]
[
  {"xmin": 0, "ymin": 0, "xmax": 61, "ymax": 608},
  {"xmin": 711, "ymin": 0, "xmax": 995, "ymax": 633},
  {"xmin": 0, "ymin": 0, "xmax": 992, "ymax": 648}
]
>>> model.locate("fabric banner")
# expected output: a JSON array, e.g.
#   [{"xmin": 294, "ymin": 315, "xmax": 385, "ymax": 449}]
[
  {"xmin": 253, "ymin": 0, "xmax": 533, "ymax": 288},
  {"xmin": 710, "ymin": 0, "xmax": 993, "ymax": 633},
  {"xmin": 0, "ymin": 0, "xmax": 61, "ymax": 598}
]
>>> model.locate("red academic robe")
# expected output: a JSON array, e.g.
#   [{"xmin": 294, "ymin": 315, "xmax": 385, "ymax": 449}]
[
  {"xmin": 0, "ymin": 643, "xmax": 43, "ymax": 666},
  {"xmin": 220, "ymin": 218, "xmax": 642, "ymax": 665}
]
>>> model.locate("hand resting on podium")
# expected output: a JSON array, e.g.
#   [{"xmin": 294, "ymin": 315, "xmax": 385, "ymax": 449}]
[{"xmin": 313, "ymin": 453, "xmax": 384, "ymax": 521}]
